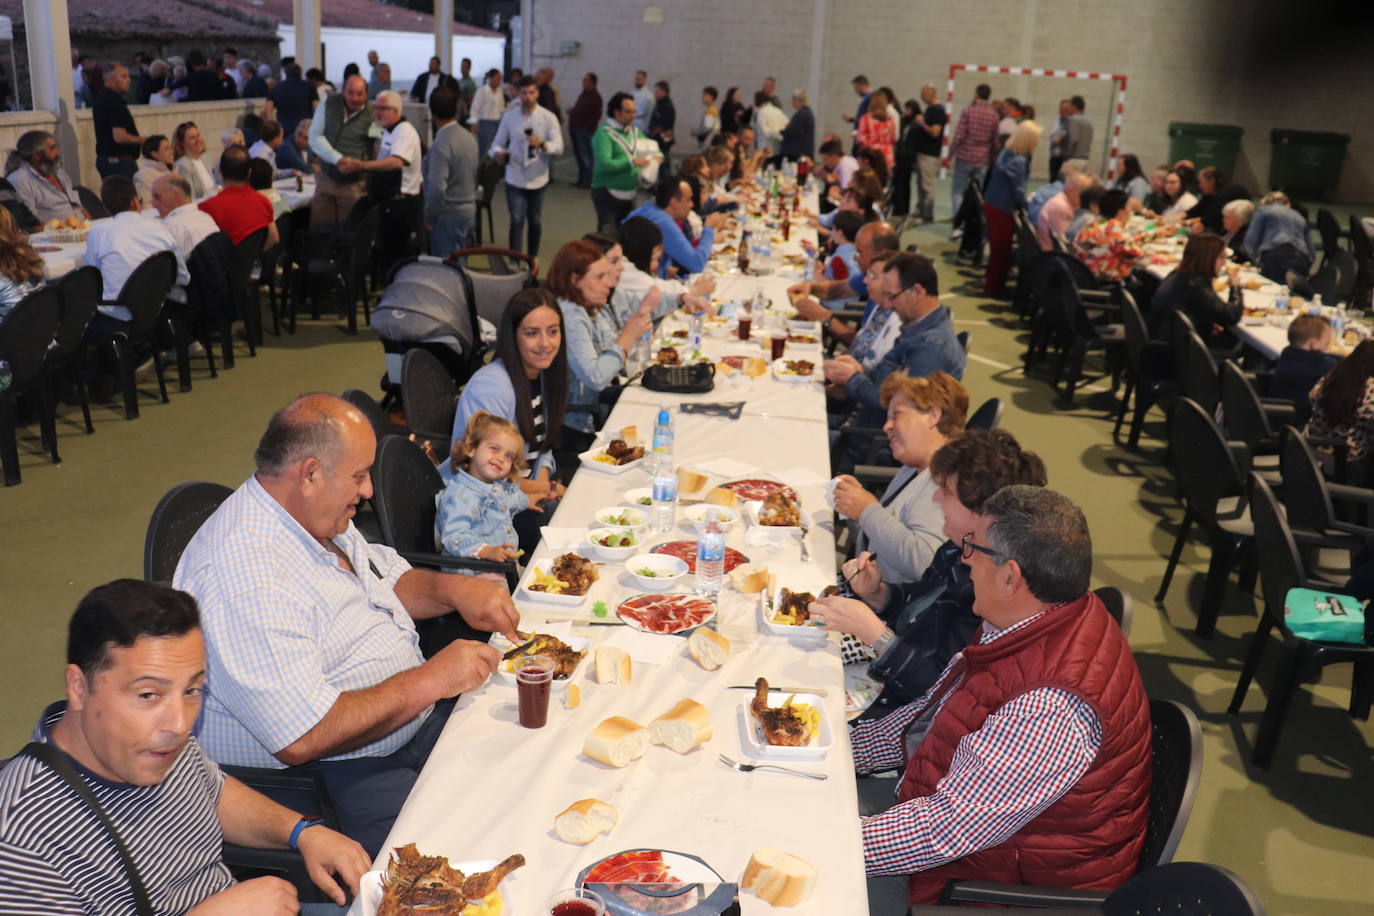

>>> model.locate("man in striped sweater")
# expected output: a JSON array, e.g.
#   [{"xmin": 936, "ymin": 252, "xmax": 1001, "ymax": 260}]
[{"xmin": 0, "ymin": 580, "xmax": 370, "ymax": 915}]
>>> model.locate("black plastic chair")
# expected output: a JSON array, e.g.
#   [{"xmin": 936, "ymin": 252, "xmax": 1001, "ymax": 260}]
[
  {"xmin": 473, "ymin": 158, "xmax": 504, "ymax": 246},
  {"xmin": 142, "ymin": 481, "xmax": 234, "ymax": 582},
  {"xmin": 1176, "ymin": 320, "xmax": 1222, "ymax": 415},
  {"xmin": 955, "ymin": 330, "xmax": 971, "ymax": 355},
  {"xmin": 298, "ymin": 204, "xmax": 381, "ymax": 334},
  {"xmin": 0, "ymin": 287, "xmax": 62, "ymax": 485},
  {"xmin": 1155, "ymin": 398, "xmax": 1252, "ymax": 637},
  {"xmin": 341, "ymin": 388, "xmax": 397, "ymax": 444},
  {"xmin": 1348, "ymin": 214, "xmax": 1373, "ymax": 306},
  {"xmin": 1274, "ymin": 429, "xmax": 1371, "ymax": 581},
  {"xmin": 940, "ymin": 699, "xmax": 1203, "ymax": 908},
  {"xmin": 1218, "ymin": 361, "xmax": 1292, "ymax": 479},
  {"xmin": 1314, "ymin": 208, "xmax": 1344, "ymax": 269},
  {"xmin": 371, "ymin": 435, "xmax": 517, "ymax": 655},
  {"xmin": 1226, "ymin": 472, "xmax": 1374, "ymax": 768},
  {"xmin": 965, "ymin": 397, "xmax": 1003, "ymax": 432},
  {"xmin": 1113, "ymin": 289, "xmax": 1175, "ymax": 450},
  {"xmin": 400, "ymin": 347, "xmax": 458, "ymax": 454},
  {"xmin": 259, "ymin": 210, "xmax": 294, "ymax": 336},
  {"xmin": 181, "ymin": 230, "xmax": 235, "ymax": 376},
  {"xmin": 1093, "ymin": 586, "xmax": 1134, "ymax": 637},
  {"xmin": 1045, "ymin": 266, "xmax": 1124, "ymax": 404},
  {"xmin": 46, "ymin": 266, "xmax": 102, "ymax": 437},
  {"xmin": 76, "ymin": 184, "xmax": 108, "ymax": 219},
  {"xmin": 232, "ymin": 227, "xmax": 269, "ymax": 350},
  {"xmin": 100, "ymin": 250, "xmax": 178, "ymax": 420}
]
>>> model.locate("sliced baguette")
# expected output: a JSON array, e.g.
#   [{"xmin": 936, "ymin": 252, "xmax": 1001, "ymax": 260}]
[
  {"xmin": 728, "ymin": 562, "xmax": 769, "ymax": 594},
  {"xmin": 705, "ymin": 486, "xmax": 739, "ymax": 509},
  {"xmin": 649, "ymin": 698, "xmax": 712, "ymax": 753},
  {"xmin": 583, "ymin": 716, "xmax": 649, "ymax": 767},
  {"xmin": 742, "ymin": 847, "xmax": 817, "ymax": 907},
  {"xmin": 743, "ymin": 357, "xmax": 769, "ymax": 378},
  {"xmin": 619, "ymin": 425, "xmax": 640, "ymax": 448},
  {"xmin": 594, "ymin": 645, "xmax": 632, "ymax": 685},
  {"xmin": 554, "ymin": 798, "xmax": 618, "ymax": 844},
  {"xmin": 687, "ymin": 627, "xmax": 730, "ymax": 670},
  {"xmin": 677, "ymin": 468, "xmax": 709, "ymax": 495}
]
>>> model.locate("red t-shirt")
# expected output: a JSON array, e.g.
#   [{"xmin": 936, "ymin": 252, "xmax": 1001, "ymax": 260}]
[{"xmin": 198, "ymin": 185, "xmax": 273, "ymax": 244}]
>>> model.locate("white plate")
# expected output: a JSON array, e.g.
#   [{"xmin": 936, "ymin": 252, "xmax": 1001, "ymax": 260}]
[
  {"xmin": 357, "ymin": 858, "xmax": 513, "ymax": 916},
  {"xmin": 771, "ymin": 357, "xmax": 819, "ymax": 384},
  {"xmin": 784, "ymin": 333, "xmax": 822, "ymax": 352},
  {"xmin": 578, "ymin": 445, "xmax": 647, "ymax": 475},
  {"xmin": 490, "ymin": 633, "xmax": 591, "ymax": 690},
  {"xmin": 587, "ymin": 527, "xmax": 643, "ymax": 560},
  {"xmin": 626, "ymin": 552, "xmax": 690, "ymax": 591},
  {"xmin": 592, "ymin": 505, "xmax": 649, "ymax": 533},
  {"xmin": 744, "ymin": 498, "xmax": 803, "ymax": 537},
  {"xmin": 758, "ymin": 588, "xmax": 830, "ymax": 643},
  {"xmin": 682, "ymin": 503, "xmax": 739, "ymax": 533},
  {"xmin": 517, "ymin": 558, "xmax": 595, "ymax": 606},
  {"xmin": 622, "ymin": 486, "xmax": 655, "ymax": 508},
  {"xmin": 787, "ymin": 319, "xmax": 821, "ymax": 333},
  {"xmin": 738, "ymin": 691, "xmax": 833, "ymax": 760},
  {"xmin": 616, "ymin": 593, "xmax": 717, "ymax": 634}
]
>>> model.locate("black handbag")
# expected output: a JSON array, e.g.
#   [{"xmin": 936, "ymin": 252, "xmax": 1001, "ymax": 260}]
[{"xmin": 643, "ymin": 362, "xmax": 715, "ymax": 394}]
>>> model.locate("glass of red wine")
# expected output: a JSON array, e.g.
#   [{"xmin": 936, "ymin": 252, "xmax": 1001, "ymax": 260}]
[{"xmin": 547, "ymin": 887, "xmax": 606, "ymax": 915}]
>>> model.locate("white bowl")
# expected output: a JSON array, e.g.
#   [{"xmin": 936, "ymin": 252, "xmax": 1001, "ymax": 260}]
[
  {"xmin": 586, "ymin": 527, "xmax": 642, "ymax": 560},
  {"xmin": 682, "ymin": 502, "xmax": 739, "ymax": 533},
  {"xmin": 592, "ymin": 505, "xmax": 648, "ymax": 534},
  {"xmin": 622, "ymin": 486, "xmax": 655, "ymax": 508},
  {"xmin": 626, "ymin": 553, "xmax": 690, "ymax": 591}
]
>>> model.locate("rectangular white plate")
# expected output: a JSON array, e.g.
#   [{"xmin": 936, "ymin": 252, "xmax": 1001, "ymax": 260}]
[
  {"xmin": 489, "ymin": 633, "xmax": 591, "ymax": 691},
  {"xmin": 738, "ymin": 691, "xmax": 833, "ymax": 760},
  {"xmin": 577, "ymin": 446, "xmax": 648, "ymax": 475},
  {"xmin": 517, "ymin": 558, "xmax": 594, "ymax": 606}
]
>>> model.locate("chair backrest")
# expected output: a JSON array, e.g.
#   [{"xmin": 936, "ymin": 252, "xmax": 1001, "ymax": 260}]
[
  {"xmin": 1179, "ymin": 326, "xmax": 1220, "ymax": 413},
  {"xmin": 188, "ymin": 231, "xmax": 236, "ymax": 322},
  {"xmin": 0, "ymin": 286, "xmax": 62, "ymax": 385},
  {"xmin": 1278, "ymin": 427, "xmax": 1338, "ymax": 535},
  {"xmin": 341, "ymin": 387, "xmax": 395, "ymax": 443},
  {"xmin": 1328, "ymin": 249, "xmax": 1358, "ymax": 302},
  {"xmin": 142, "ymin": 481, "xmax": 234, "ymax": 582},
  {"xmin": 1092, "ymin": 585, "xmax": 1134, "ymax": 637},
  {"xmin": 1119, "ymin": 288, "xmax": 1151, "ymax": 367},
  {"xmin": 1127, "ymin": 268, "xmax": 1162, "ymax": 315},
  {"xmin": 350, "ymin": 206, "xmax": 382, "ymax": 273},
  {"xmin": 1219, "ymin": 360, "xmax": 1274, "ymax": 448},
  {"xmin": 1138, "ymin": 698, "xmax": 1203, "ymax": 869},
  {"xmin": 955, "ymin": 330, "xmax": 971, "ymax": 355},
  {"xmin": 1347, "ymin": 214, "xmax": 1372, "ymax": 264},
  {"xmin": 1104, "ymin": 862, "xmax": 1267, "ymax": 916},
  {"xmin": 1169, "ymin": 398, "xmax": 1245, "ymax": 529},
  {"xmin": 965, "ymin": 397, "xmax": 1003, "ymax": 432},
  {"xmin": 77, "ymin": 185, "xmax": 109, "ymax": 219},
  {"xmin": 372, "ymin": 433, "xmax": 445, "ymax": 556},
  {"xmin": 1315, "ymin": 208, "xmax": 1343, "ymax": 259},
  {"xmin": 400, "ymin": 347, "xmax": 458, "ymax": 445},
  {"xmin": 115, "ymin": 250, "xmax": 178, "ymax": 336},
  {"xmin": 51, "ymin": 266, "xmax": 102, "ymax": 362},
  {"xmin": 260, "ymin": 211, "xmax": 293, "ymax": 275},
  {"xmin": 1248, "ymin": 471, "xmax": 1307, "ymax": 625},
  {"xmin": 477, "ymin": 159, "xmax": 504, "ymax": 206},
  {"xmin": 232, "ymin": 227, "xmax": 269, "ymax": 292},
  {"xmin": 1305, "ymin": 261, "xmax": 1341, "ymax": 304},
  {"xmin": 1042, "ymin": 250, "xmax": 1098, "ymax": 290}
]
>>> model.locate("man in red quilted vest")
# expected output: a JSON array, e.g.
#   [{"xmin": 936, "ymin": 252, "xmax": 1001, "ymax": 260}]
[{"xmin": 851, "ymin": 485, "xmax": 1151, "ymax": 912}]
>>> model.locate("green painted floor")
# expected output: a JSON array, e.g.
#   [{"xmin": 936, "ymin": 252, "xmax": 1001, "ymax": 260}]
[{"xmin": 2, "ymin": 174, "xmax": 1372, "ymax": 912}]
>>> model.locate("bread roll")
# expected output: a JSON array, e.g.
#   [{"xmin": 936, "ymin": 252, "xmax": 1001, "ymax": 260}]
[
  {"xmin": 728, "ymin": 562, "xmax": 769, "ymax": 594},
  {"xmin": 554, "ymin": 798, "xmax": 618, "ymax": 844},
  {"xmin": 565, "ymin": 684, "xmax": 581, "ymax": 709},
  {"xmin": 742, "ymin": 848, "xmax": 817, "ymax": 907},
  {"xmin": 649, "ymin": 698, "xmax": 712, "ymax": 753},
  {"xmin": 677, "ymin": 468, "xmax": 708, "ymax": 494},
  {"xmin": 705, "ymin": 487, "xmax": 739, "ymax": 509},
  {"xmin": 583, "ymin": 716, "xmax": 649, "ymax": 767},
  {"xmin": 594, "ymin": 645, "xmax": 632, "ymax": 685},
  {"xmin": 743, "ymin": 357, "xmax": 769, "ymax": 378},
  {"xmin": 619, "ymin": 425, "xmax": 639, "ymax": 447},
  {"xmin": 687, "ymin": 627, "xmax": 730, "ymax": 670}
]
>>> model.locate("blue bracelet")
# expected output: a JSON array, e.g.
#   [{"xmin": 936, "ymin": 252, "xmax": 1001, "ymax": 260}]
[{"xmin": 288, "ymin": 816, "xmax": 325, "ymax": 850}]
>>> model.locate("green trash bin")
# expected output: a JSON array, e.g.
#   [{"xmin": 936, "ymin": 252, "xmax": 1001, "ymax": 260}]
[
  {"xmin": 1269, "ymin": 129, "xmax": 1350, "ymax": 201},
  {"xmin": 1167, "ymin": 123, "xmax": 1244, "ymax": 176}
]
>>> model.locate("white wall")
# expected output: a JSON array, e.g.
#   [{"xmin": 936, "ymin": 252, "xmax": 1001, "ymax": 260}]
[
  {"xmin": 277, "ymin": 25, "xmax": 506, "ymax": 93},
  {"xmin": 527, "ymin": 0, "xmax": 1374, "ymax": 202}
]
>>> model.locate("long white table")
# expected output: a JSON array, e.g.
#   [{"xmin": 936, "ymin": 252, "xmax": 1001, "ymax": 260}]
[
  {"xmin": 352, "ymin": 188, "xmax": 870, "ymax": 914},
  {"xmin": 34, "ymin": 176, "xmax": 315, "ymax": 281}
]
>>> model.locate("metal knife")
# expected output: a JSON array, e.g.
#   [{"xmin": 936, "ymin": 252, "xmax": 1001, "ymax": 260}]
[{"xmin": 727, "ymin": 685, "xmax": 829, "ymax": 697}]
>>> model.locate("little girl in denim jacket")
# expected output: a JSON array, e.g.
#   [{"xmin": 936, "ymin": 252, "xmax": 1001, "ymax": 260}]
[{"xmin": 435, "ymin": 411, "xmax": 535, "ymax": 575}]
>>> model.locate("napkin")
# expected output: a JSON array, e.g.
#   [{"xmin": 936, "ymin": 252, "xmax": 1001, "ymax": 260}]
[
  {"xmin": 744, "ymin": 524, "xmax": 796, "ymax": 549},
  {"xmin": 597, "ymin": 627, "xmax": 687, "ymax": 665},
  {"xmin": 538, "ymin": 528, "xmax": 588, "ymax": 551},
  {"xmin": 694, "ymin": 456, "xmax": 757, "ymax": 479},
  {"xmin": 776, "ymin": 467, "xmax": 830, "ymax": 489}
]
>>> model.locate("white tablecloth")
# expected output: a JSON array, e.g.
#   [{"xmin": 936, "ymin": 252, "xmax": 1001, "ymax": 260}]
[
  {"xmin": 351, "ymin": 189, "xmax": 871, "ymax": 914},
  {"xmin": 34, "ymin": 177, "xmax": 315, "ymax": 281}
]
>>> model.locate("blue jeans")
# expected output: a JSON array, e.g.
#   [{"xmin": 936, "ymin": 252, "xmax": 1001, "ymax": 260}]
[
  {"xmin": 571, "ymin": 128, "xmax": 595, "ymax": 185},
  {"xmin": 505, "ymin": 184, "xmax": 546, "ymax": 256},
  {"xmin": 477, "ymin": 120, "xmax": 499, "ymax": 161},
  {"xmin": 950, "ymin": 159, "xmax": 986, "ymax": 222},
  {"xmin": 429, "ymin": 212, "xmax": 474, "ymax": 259}
]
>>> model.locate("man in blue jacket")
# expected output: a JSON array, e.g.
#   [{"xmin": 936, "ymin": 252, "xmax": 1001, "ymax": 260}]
[{"xmin": 625, "ymin": 173, "xmax": 726, "ymax": 276}]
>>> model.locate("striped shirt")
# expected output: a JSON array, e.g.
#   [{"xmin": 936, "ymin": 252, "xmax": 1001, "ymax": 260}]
[
  {"xmin": 174, "ymin": 474, "xmax": 426, "ymax": 769},
  {"xmin": 0, "ymin": 703, "xmax": 234, "ymax": 915},
  {"xmin": 851, "ymin": 612, "xmax": 1102, "ymax": 876},
  {"xmin": 527, "ymin": 375, "xmax": 546, "ymax": 463}
]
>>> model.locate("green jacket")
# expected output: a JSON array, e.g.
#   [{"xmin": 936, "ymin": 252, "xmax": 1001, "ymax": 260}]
[{"xmin": 591, "ymin": 121, "xmax": 641, "ymax": 191}]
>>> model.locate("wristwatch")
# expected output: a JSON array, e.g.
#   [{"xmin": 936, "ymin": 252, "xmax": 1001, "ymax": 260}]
[
  {"xmin": 288, "ymin": 815, "xmax": 326, "ymax": 850},
  {"xmin": 869, "ymin": 627, "xmax": 895, "ymax": 657}
]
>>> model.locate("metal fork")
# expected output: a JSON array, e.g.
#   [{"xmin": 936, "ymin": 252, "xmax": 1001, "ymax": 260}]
[
  {"xmin": 798, "ymin": 515, "xmax": 812, "ymax": 563},
  {"xmin": 718, "ymin": 754, "xmax": 827, "ymax": 780}
]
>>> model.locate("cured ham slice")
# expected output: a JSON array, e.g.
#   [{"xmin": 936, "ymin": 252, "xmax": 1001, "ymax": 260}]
[
  {"xmin": 720, "ymin": 479, "xmax": 798, "ymax": 503},
  {"xmin": 618, "ymin": 594, "xmax": 716, "ymax": 634},
  {"xmin": 651, "ymin": 541, "xmax": 748, "ymax": 573}
]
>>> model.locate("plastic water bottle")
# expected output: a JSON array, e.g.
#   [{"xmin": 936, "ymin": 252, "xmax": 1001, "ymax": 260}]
[
  {"xmin": 1309, "ymin": 294, "xmax": 1324, "ymax": 316},
  {"xmin": 652, "ymin": 405, "xmax": 674, "ymax": 471},
  {"xmin": 0, "ymin": 358, "xmax": 10, "ymax": 393},
  {"xmin": 651, "ymin": 465, "xmax": 677, "ymax": 533},
  {"xmin": 695, "ymin": 510, "xmax": 725, "ymax": 598},
  {"xmin": 1274, "ymin": 286, "xmax": 1290, "ymax": 314},
  {"xmin": 1332, "ymin": 303, "xmax": 1348, "ymax": 337},
  {"xmin": 689, "ymin": 311, "xmax": 703, "ymax": 352}
]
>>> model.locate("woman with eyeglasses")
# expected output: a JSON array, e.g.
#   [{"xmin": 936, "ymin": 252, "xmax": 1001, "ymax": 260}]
[{"xmin": 812, "ymin": 429, "xmax": 1046, "ymax": 715}]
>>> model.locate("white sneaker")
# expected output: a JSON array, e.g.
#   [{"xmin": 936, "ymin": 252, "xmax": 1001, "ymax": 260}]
[
  {"xmin": 189, "ymin": 341, "xmax": 206, "ymax": 357},
  {"xmin": 950, "ymin": 227, "xmax": 964, "ymax": 240}
]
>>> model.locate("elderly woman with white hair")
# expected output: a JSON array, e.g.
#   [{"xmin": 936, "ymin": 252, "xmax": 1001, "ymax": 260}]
[
  {"xmin": 778, "ymin": 89, "xmax": 815, "ymax": 163},
  {"xmin": 1222, "ymin": 198, "xmax": 1255, "ymax": 263}
]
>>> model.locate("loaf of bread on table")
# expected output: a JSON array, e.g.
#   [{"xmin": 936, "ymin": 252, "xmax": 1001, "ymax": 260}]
[
  {"xmin": 583, "ymin": 716, "xmax": 649, "ymax": 767},
  {"xmin": 728, "ymin": 562, "xmax": 769, "ymax": 594},
  {"xmin": 743, "ymin": 357, "xmax": 769, "ymax": 378},
  {"xmin": 594, "ymin": 645, "xmax": 632, "ymax": 685},
  {"xmin": 705, "ymin": 487, "xmax": 739, "ymax": 509},
  {"xmin": 649, "ymin": 698, "xmax": 712, "ymax": 753},
  {"xmin": 554, "ymin": 798, "xmax": 618, "ymax": 844},
  {"xmin": 677, "ymin": 468, "xmax": 709, "ymax": 495},
  {"xmin": 619, "ymin": 425, "xmax": 639, "ymax": 448},
  {"xmin": 742, "ymin": 847, "xmax": 817, "ymax": 906},
  {"xmin": 687, "ymin": 627, "xmax": 730, "ymax": 670}
]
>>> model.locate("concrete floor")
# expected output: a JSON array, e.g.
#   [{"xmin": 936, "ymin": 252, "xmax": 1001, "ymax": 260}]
[{"xmin": 1, "ymin": 171, "xmax": 1372, "ymax": 912}]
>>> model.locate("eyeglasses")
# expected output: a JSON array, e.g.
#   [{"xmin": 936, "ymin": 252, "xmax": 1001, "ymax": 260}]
[{"xmin": 960, "ymin": 533, "xmax": 1005, "ymax": 562}]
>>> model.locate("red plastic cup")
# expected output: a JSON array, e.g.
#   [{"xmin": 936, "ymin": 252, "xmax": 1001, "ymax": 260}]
[
  {"xmin": 516, "ymin": 655, "xmax": 555, "ymax": 728},
  {"xmin": 738, "ymin": 313, "xmax": 752, "ymax": 340},
  {"xmin": 770, "ymin": 330, "xmax": 786, "ymax": 361}
]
